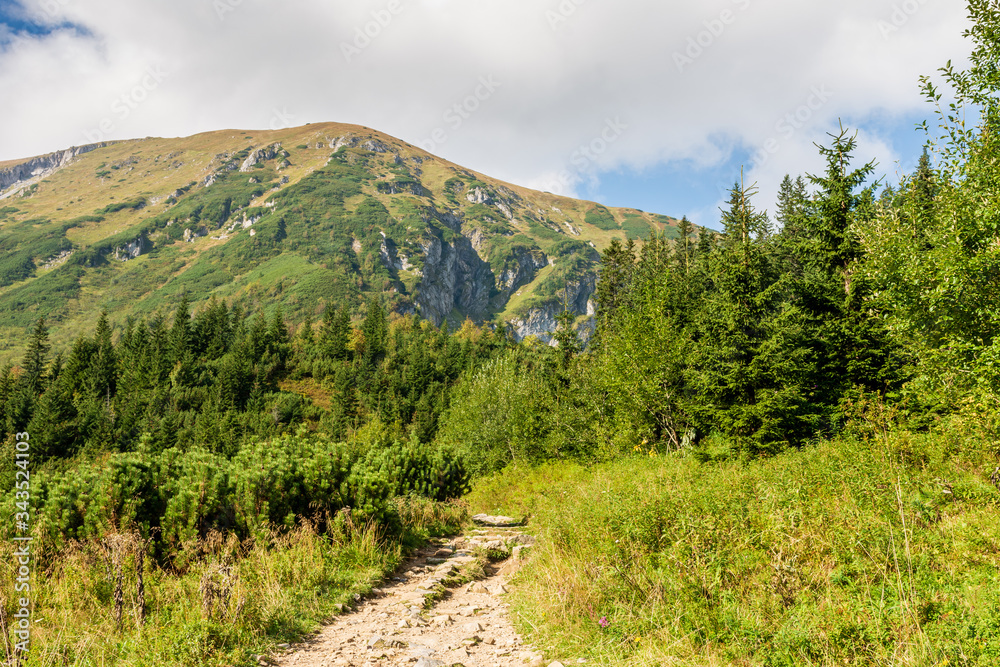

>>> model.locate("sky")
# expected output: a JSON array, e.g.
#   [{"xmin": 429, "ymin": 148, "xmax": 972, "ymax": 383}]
[{"xmin": 0, "ymin": 0, "xmax": 973, "ymax": 228}]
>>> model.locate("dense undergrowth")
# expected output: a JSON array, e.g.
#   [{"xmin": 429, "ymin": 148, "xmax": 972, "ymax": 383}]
[
  {"xmin": 0, "ymin": 496, "xmax": 466, "ymax": 666},
  {"xmin": 3, "ymin": 3, "xmax": 1000, "ymax": 665},
  {"xmin": 469, "ymin": 409, "xmax": 1000, "ymax": 666}
]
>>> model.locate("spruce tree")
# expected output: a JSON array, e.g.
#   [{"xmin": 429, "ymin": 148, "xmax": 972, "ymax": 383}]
[
  {"xmin": 687, "ymin": 179, "xmax": 819, "ymax": 450},
  {"xmin": 170, "ymin": 292, "xmax": 192, "ymax": 365},
  {"xmin": 362, "ymin": 298, "xmax": 388, "ymax": 369},
  {"xmin": 674, "ymin": 216, "xmax": 695, "ymax": 272},
  {"xmin": 21, "ymin": 316, "xmax": 50, "ymax": 395},
  {"xmin": 790, "ymin": 127, "xmax": 908, "ymax": 408},
  {"xmin": 551, "ymin": 306, "xmax": 582, "ymax": 371},
  {"xmin": 90, "ymin": 311, "xmax": 117, "ymax": 403},
  {"xmin": 321, "ymin": 305, "xmax": 351, "ymax": 362}
]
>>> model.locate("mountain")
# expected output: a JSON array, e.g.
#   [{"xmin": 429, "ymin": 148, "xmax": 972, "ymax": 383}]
[{"xmin": 0, "ymin": 122, "xmax": 681, "ymax": 360}]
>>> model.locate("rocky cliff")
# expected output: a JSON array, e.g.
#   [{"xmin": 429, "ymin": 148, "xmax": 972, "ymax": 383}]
[
  {"xmin": 0, "ymin": 122, "xmax": 682, "ymax": 355},
  {"xmin": 0, "ymin": 141, "xmax": 121, "ymax": 197},
  {"xmin": 507, "ymin": 274, "xmax": 597, "ymax": 344}
]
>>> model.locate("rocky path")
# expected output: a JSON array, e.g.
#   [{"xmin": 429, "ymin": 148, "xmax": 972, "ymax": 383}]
[{"xmin": 269, "ymin": 516, "xmax": 573, "ymax": 667}]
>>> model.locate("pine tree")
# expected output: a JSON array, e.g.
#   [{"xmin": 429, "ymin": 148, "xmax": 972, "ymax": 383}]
[
  {"xmin": 331, "ymin": 364, "xmax": 358, "ymax": 438},
  {"xmin": 775, "ymin": 175, "xmax": 809, "ymax": 229},
  {"xmin": 911, "ymin": 147, "xmax": 937, "ymax": 220},
  {"xmin": 686, "ymin": 179, "xmax": 819, "ymax": 450},
  {"xmin": 297, "ymin": 311, "xmax": 315, "ymax": 348},
  {"xmin": 593, "ymin": 238, "xmax": 635, "ymax": 346},
  {"xmin": 27, "ymin": 378, "xmax": 78, "ymax": 461},
  {"xmin": 551, "ymin": 305, "xmax": 582, "ymax": 371},
  {"xmin": 21, "ymin": 316, "xmax": 50, "ymax": 395},
  {"xmin": 674, "ymin": 216, "xmax": 695, "ymax": 272},
  {"xmin": 362, "ymin": 298, "xmax": 387, "ymax": 369},
  {"xmin": 805, "ymin": 126, "xmax": 876, "ymax": 288},
  {"xmin": 789, "ymin": 126, "xmax": 908, "ymax": 406},
  {"xmin": 170, "ymin": 292, "xmax": 192, "ymax": 365},
  {"xmin": 321, "ymin": 305, "xmax": 351, "ymax": 362},
  {"xmin": 90, "ymin": 311, "xmax": 118, "ymax": 403}
]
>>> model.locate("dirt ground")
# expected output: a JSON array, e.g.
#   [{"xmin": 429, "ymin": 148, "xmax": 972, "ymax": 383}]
[{"xmin": 269, "ymin": 523, "xmax": 574, "ymax": 667}]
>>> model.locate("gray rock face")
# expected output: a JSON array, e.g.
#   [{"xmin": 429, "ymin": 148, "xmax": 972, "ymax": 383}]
[
  {"xmin": 466, "ymin": 185, "xmax": 518, "ymax": 221},
  {"xmin": 182, "ymin": 227, "xmax": 207, "ymax": 243},
  {"xmin": 415, "ymin": 234, "xmax": 494, "ymax": 325},
  {"xmin": 327, "ymin": 135, "xmax": 392, "ymax": 155},
  {"xmin": 508, "ymin": 274, "xmax": 596, "ymax": 344},
  {"xmin": 239, "ymin": 143, "xmax": 282, "ymax": 172},
  {"xmin": 0, "ymin": 141, "xmax": 120, "ymax": 197},
  {"xmin": 113, "ymin": 234, "xmax": 146, "ymax": 261},
  {"xmin": 379, "ymin": 235, "xmax": 403, "ymax": 271},
  {"xmin": 494, "ymin": 246, "xmax": 549, "ymax": 297}
]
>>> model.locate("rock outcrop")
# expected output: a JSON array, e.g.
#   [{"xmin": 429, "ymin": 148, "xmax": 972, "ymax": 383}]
[
  {"xmin": 494, "ymin": 246, "xmax": 549, "ymax": 297},
  {"xmin": 0, "ymin": 141, "xmax": 120, "ymax": 197},
  {"xmin": 113, "ymin": 234, "xmax": 146, "ymax": 261},
  {"xmin": 507, "ymin": 274, "xmax": 596, "ymax": 345},
  {"xmin": 414, "ymin": 234, "xmax": 495, "ymax": 325},
  {"xmin": 239, "ymin": 143, "xmax": 282, "ymax": 172}
]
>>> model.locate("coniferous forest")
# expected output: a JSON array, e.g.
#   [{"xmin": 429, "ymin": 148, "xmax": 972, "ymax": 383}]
[{"xmin": 2, "ymin": 2, "xmax": 1000, "ymax": 665}]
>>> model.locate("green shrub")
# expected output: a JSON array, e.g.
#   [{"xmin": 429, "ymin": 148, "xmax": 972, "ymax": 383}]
[
  {"xmin": 29, "ymin": 453, "xmax": 161, "ymax": 550},
  {"xmin": 361, "ymin": 439, "xmax": 470, "ymax": 501},
  {"xmin": 584, "ymin": 205, "xmax": 618, "ymax": 230},
  {"xmin": 621, "ymin": 214, "xmax": 652, "ymax": 240},
  {"xmin": 156, "ymin": 448, "xmax": 233, "ymax": 550}
]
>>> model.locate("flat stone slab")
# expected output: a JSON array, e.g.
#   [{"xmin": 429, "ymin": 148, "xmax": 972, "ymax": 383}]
[{"xmin": 472, "ymin": 514, "xmax": 523, "ymax": 527}]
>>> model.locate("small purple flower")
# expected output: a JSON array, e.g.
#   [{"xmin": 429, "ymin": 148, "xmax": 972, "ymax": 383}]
[{"xmin": 598, "ymin": 616, "xmax": 609, "ymax": 628}]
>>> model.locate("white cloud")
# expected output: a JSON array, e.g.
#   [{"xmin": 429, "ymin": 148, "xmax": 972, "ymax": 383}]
[{"xmin": 0, "ymin": 0, "xmax": 973, "ymax": 216}]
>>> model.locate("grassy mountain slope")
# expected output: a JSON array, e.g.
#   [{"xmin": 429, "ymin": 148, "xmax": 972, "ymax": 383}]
[{"xmin": 0, "ymin": 122, "xmax": 679, "ymax": 361}]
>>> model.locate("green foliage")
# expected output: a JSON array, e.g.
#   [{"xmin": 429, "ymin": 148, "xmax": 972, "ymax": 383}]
[
  {"xmin": 8, "ymin": 432, "xmax": 470, "ymax": 559},
  {"xmin": 621, "ymin": 214, "xmax": 652, "ymax": 240},
  {"xmin": 437, "ymin": 351, "xmax": 554, "ymax": 475},
  {"xmin": 361, "ymin": 438, "xmax": 470, "ymax": 501},
  {"xmin": 0, "ymin": 265, "xmax": 82, "ymax": 328},
  {"xmin": 96, "ymin": 197, "xmax": 147, "ymax": 215},
  {"xmin": 859, "ymin": 6, "xmax": 1000, "ymax": 400},
  {"xmin": 477, "ymin": 429, "xmax": 1000, "ymax": 666},
  {"xmin": 584, "ymin": 205, "xmax": 618, "ymax": 231}
]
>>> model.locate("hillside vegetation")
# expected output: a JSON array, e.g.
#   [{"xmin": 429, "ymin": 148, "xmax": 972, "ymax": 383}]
[
  {"xmin": 2, "ymin": 2, "xmax": 1000, "ymax": 665},
  {"xmin": 0, "ymin": 122, "xmax": 678, "ymax": 361}
]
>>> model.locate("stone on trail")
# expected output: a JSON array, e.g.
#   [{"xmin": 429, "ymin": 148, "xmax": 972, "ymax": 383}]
[
  {"xmin": 460, "ymin": 621, "xmax": 484, "ymax": 634},
  {"xmin": 471, "ymin": 513, "xmax": 523, "ymax": 527},
  {"xmin": 366, "ymin": 634, "xmax": 405, "ymax": 649},
  {"xmin": 414, "ymin": 658, "xmax": 447, "ymax": 667},
  {"xmin": 410, "ymin": 644, "xmax": 437, "ymax": 657}
]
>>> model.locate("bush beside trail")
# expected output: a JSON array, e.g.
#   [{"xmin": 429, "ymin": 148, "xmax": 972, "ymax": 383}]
[{"xmin": 7, "ymin": 433, "xmax": 469, "ymax": 564}]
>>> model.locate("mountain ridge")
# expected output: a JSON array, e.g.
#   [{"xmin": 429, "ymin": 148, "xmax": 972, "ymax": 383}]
[{"xmin": 0, "ymin": 122, "xmax": 683, "ymax": 361}]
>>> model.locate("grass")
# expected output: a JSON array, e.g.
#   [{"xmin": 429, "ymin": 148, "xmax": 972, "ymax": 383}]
[
  {"xmin": 467, "ymin": 425, "xmax": 1000, "ymax": 666},
  {"xmin": 0, "ymin": 120, "xmax": 685, "ymax": 364},
  {"xmin": 1, "ymin": 497, "xmax": 468, "ymax": 666}
]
